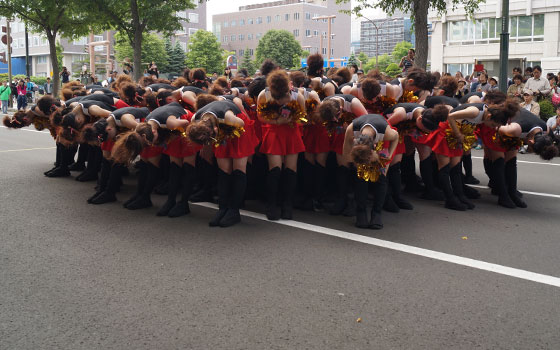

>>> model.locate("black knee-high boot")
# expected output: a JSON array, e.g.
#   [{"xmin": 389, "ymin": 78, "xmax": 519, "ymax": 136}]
[
  {"xmin": 77, "ymin": 146, "xmax": 100, "ymax": 182},
  {"xmin": 157, "ymin": 162, "xmax": 181, "ymax": 216},
  {"xmin": 220, "ymin": 169, "xmax": 246, "ymax": 227},
  {"xmin": 505, "ymin": 157, "xmax": 527, "ymax": 208},
  {"xmin": 91, "ymin": 162, "xmax": 124, "ymax": 204},
  {"xmin": 190, "ymin": 158, "xmax": 215, "ymax": 202},
  {"xmin": 370, "ymin": 175, "xmax": 388, "ymax": 229},
  {"xmin": 46, "ymin": 144, "xmax": 74, "ymax": 177},
  {"xmin": 313, "ymin": 164, "xmax": 327, "ymax": 211},
  {"xmin": 401, "ymin": 153, "xmax": 423, "ymax": 193},
  {"xmin": 419, "ymin": 156, "xmax": 444, "ymax": 200},
  {"xmin": 483, "ymin": 157, "xmax": 493, "ymax": 189},
  {"xmin": 330, "ymin": 165, "xmax": 349, "ymax": 215},
  {"xmin": 124, "ymin": 160, "xmax": 147, "ymax": 208},
  {"xmin": 127, "ymin": 162, "xmax": 158, "ymax": 210},
  {"xmin": 388, "ymin": 163, "xmax": 413, "ymax": 210},
  {"xmin": 281, "ymin": 168, "xmax": 297, "ymax": 220},
  {"xmin": 266, "ymin": 167, "xmax": 281, "ymax": 220},
  {"xmin": 295, "ymin": 159, "xmax": 314, "ymax": 210},
  {"xmin": 438, "ymin": 164, "xmax": 466, "ymax": 211},
  {"xmin": 462, "ymin": 153, "xmax": 479, "ymax": 184},
  {"xmin": 154, "ymin": 154, "xmax": 170, "ymax": 195},
  {"xmin": 450, "ymin": 163, "xmax": 475, "ymax": 209},
  {"xmin": 69, "ymin": 143, "xmax": 88, "ymax": 171},
  {"xmin": 210, "ymin": 169, "xmax": 231, "ymax": 226},
  {"xmin": 492, "ymin": 158, "xmax": 516, "ymax": 208},
  {"xmin": 88, "ymin": 158, "xmax": 111, "ymax": 203},
  {"xmin": 45, "ymin": 143, "xmax": 63, "ymax": 176},
  {"xmin": 168, "ymin": 163, "xmax": 194, "ymax": 217},
  {"xmin": 354, "ymin": 178, "xmax": 369, "ymax": 228}
]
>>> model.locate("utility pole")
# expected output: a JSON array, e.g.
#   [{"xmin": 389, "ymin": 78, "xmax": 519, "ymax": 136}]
[
  {"xmin": 360, "ymin": 15, "xmax": 389, "ymax": 68},
  {"xmin": 24, "ymin": 24, "xmax": 30, "ymax": 77},
  {"xmin": 7, "ymin": 19, "xmax": 12, "ymax": 96},
  {"xmin": 498, "ymin": 0, "xmax": 509, "ymax": 92},
  {"xmin": 313, "ymin": 15, "xmax": 336, "ymax": 67}
]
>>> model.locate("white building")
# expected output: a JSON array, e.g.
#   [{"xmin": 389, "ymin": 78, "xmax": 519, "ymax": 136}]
[{"xmin": 429, "ymin": 0, "xmax": 560, "ymax": 76}]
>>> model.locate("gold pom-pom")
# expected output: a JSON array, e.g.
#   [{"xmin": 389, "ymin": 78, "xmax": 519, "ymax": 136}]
[
  {"xmin": 361, "ymin": 95, "xmax": 397, "ymax": 115},
  {"xmin": 257, "ymin": 100, "xmax": 308, "ymax": 126},
  {"xmin": 356, "ymin": 155, "xmax": 391, "ymax": 182},
  {"xmin": 212, "ymin": 124, "xmax": 246, "ymax": 148},
  {"xmin": 445, "ymin": 122, "xmax": 478, "ymax": 151},
  {"xmin": 398, "ymin": 90, "xmax": 419, "ymax": 103},
  {"xmin": 492, "ymin": 133, "xmax": 524, "ymax": 150}
]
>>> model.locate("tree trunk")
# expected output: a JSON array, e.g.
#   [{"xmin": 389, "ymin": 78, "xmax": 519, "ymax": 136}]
[
  {"xmin": 413, "ymin": 0, "xmax": 430, "ymax": 70},
  {"xmin": 46, "ymin": 32, "xmax": 61, "ymax": 97},
  {"xmin": 132, "ymin": 30, "xmax": 143, "ymax": 81}
]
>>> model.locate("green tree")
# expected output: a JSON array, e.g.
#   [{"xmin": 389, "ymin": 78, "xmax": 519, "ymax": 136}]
[
  {"xmin": 0, "ymin": 0, "xmax": 93, "ymax": 96},
  {"xmin": 391, "ymin": 41, "xmax": 413, "ymax": 63},
  {"xmin": 385, "ymin": 63, "xmax": 402, "ymax": 77},
  {"xmin": 255, "ymin": 30, "xmax": 303, "ymax": 69},
  {"xmin": 168, "ymin": 42, "xmax": 186, "ymax": 74},
  {"xmin": 86, "ymin": 0, "xmax": 195, "ymax": 80},
  {"xmin": 160, "ymin": 38, "xmax": 174, "ymax": 73},
  {"xmin": 240, "ymin": 48, "xmax": 256, "ymax": 76},
  {"xmin": 55, "ymin": 42, "xmax": 64, "ymax": 73},
  {"xmin": 347, "ymin": 53, "xmax": 359, "ymax": 68},
  {"xmin": 338, "ymin": 0, "xmax": 482, "ymax": 69},
  {"xmin": 357, "ymin": 52, "xmax": 369, "ymax": 67},
  {"xmin": 363, "ymin": 54, "xmax": 392, "ymax": 73},
  {"xmin": 114, "ymin": 32, "xmax": 168, "ymax": 74},
  {"xmin": 185, "ymin": 30, "xmax": 225, "ymax": 74}
]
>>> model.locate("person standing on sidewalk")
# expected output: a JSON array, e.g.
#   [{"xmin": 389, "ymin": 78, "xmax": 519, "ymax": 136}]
[
  {"xmin": 16, "ymin": 80, "xmax": 27, "ymax": 110},
  {"xmin": 43, "ymin": 77, "xmax": 53, "ymax": 96},
  {"xmin": 0, "ymin": 81, "xmax": 11, "ymax": 114}
]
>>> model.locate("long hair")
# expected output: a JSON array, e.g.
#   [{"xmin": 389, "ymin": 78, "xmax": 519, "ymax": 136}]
[{"xmin": 111, "ymin": 123, "xmax": 154, "ymax": 164}]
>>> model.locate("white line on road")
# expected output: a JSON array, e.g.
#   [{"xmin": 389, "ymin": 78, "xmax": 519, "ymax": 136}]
[
  {"xmin": 469, "ymin": 184, "xmax": 560, "ymax": 199},
  {"xmin": 472, "ymin": 156, "xmax": 560, "ymax": 167},
  {"xmin": 195, "ymin": 202, "xmax": 560, "ymax": 288},
  {"xmin": 0, "ymin": 147, "xmax": 56, "ymax": 153},
  {"xmin": 0, "ymin": 126, "xmax": 51, "ymax": 134}
]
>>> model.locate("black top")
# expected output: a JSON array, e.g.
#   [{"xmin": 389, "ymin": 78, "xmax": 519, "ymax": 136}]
[
  {"xmin": 451, "ymin": 103, "xmax": 484, "ymax": 113},
  {"xmin": 82, "ymin": 93, "xmax": 115, "ymax": 105},
  {"xmin": 459, "ymin": 91, "xmax": 483, "ymax": 104},
  {"xmin": 219, "ymin": 95, "xmax": 236, "ymax": 102},
  {"xmin": 88, "ymin": 87, "xmax": 118, "ymax": 97},
  {"xmin": 65, "ymin": 95, "xmax": 87, "ymax": 104},
  {"xmin": 181, "ymin": 86, "xmax": 205, "ymax": 95},
  {"xmin": 235, "ymin": 87, "xmax": 248, "ymax": 94},
  {"xmin": 386, "ymin": 103, "xmax": 425, "ymax": 114},
  {"xmin": 424, "ymin": 95, "xmax": 459, "ymax": 108},
  {"xmin": 353, "ymin": 114, "xmax": 388, "ymax": 133},
  {"xmin": 148, "ymin": 83, "xmax": 175, "ymax": 92},
  {"xmin": 111, "ymin": 107, "xmax": 150, "ymax": 121},
  {"xmin": 146, "ymin": 102, "xmax": 187, "ymax": 127},
  {"xmin": 194, "ymin": 100, "xmax": 240, "ymax": 120},
  {"xmin": 390, "ymin": 78, "xmax": 401, "ymax": 86},
  {"xmin": 321, "ymin": 77, "xmax": 341, "ymax": 95},
  {"xmin": 80, "ymin": 100, "xmax": 115, "ymax": 112},
  {"xmin": 338, "ymin": 82, "xmax": 353, "ymax": 90},
  {"xmin": 511, "ymin": 109, "xmax": 547, "ymax": 134}
]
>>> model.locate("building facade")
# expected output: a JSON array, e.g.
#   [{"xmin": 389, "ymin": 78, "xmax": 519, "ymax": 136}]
[
  {"xmin": 359, "ymin": 17, "xmax": 413, "ymax": 57},
  {"xmin": 212, "ymin": 0, "xmax": 351, "ymax": 64},
  {"xmin": 172, "ymin": 1, "xmax": 208, "ymax": 52},
  {"xmin": 429, "ymin": 0, "xmax": 560, "ymax": 76}
]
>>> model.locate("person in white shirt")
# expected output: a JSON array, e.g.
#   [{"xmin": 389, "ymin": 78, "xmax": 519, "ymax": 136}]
[
  {"xmin": 547, "ymin": 106, "xmax": 560, "ymax": 136},
  {"xmin": 525, "ymin": 65, "xmax": 550, "ymax": 99}
]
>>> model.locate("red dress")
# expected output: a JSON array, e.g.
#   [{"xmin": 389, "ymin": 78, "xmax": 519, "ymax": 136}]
[
  {"xmin": 426, "ymin": 121, "xmax": 464, "ymax": 157},
  {"xmin": 477, "ymin": 124, "xmax": 506, "ymax": 152},
  {"xmin": 214, "ymin": 112, "xmax": 259, "ymax": 159},
  {"xmin": 303, "ymin": 123, "xmax": 330, "ymax": 154},
  {"xmin": 163, "ymin": 112, "xmax": 202, "ymax": 158}
]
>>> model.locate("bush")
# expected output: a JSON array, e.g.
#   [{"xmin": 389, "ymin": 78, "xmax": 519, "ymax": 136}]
[
  {"xmin": 539, "ymin": 98, "xmax": 555, "ymax": 121},
  {"xmin": 0, "ymin": 73, "xmax": 48, "ymax": 86},
  {"xmin": 385, "ymin": 63, "xmax": 402, "ymax": 78}
]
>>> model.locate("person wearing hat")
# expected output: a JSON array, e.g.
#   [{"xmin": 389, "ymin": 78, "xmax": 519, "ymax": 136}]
[
  {"xmin": 357, "ymin": 69, "xmax": 364, "ymax": 80},
  {"xmin": 454, "ymin": 78, "xmax": 469, "ymax": 100},
  {"xmin": 488, "ymin": 76, "xmax": 500, "ymax": 92},
  {"xmin": 520, "ymin": 88, "xmax": 540, "ymax": 115}
]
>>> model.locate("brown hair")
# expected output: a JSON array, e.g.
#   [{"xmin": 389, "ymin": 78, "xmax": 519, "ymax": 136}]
[
  {"xmin": 191, "ymin": 68, "xmax": 209, "ymax": 90},
  {"xmin": 111, "ymin": 123, "xmax": 154, "ymax": 164},
  {"xmin": 208, "ymin": 85, "xmax": 225, "ymax": 96},
  {"xmin": 317, "ymin": 99, "xmax": 340, "ymax": 123},
  {"xmin": 114, "ymin": 75, "xmax": 133, "ymax": 92},
  {"xmin": 172, "ymin": 77, "xmax": 189, "ymax": 88},
  {"xmin": 420, "ymin": 104, "xmax": 449, "ymax": 131},
  {"xmin": 230, "ymin": 78, "xmax": 244, "ymax": 88},
  {"xmin": 351, "ymin": 144, "xmax": 373, "ymax": 165},
  {"xmin": 182, "ymin": 68, "xmax": 191, "ymax": 83},
  {"xmin": 3, "ymin": 111, "xmax": 27, "ymax": 128},
  {"xmin": 306, "ymin": 54, "xmax": 324, "ymax": 78},
  {"xmin": 290, "ymin": 71, "xmax": 306, "ymax": 88},
  {"xmin": 195, "ymin": 94, "xmax": 219, "ymax": 110},
  {"xmin": 366, "ymin": 69, "xmax": 383, "ymax": 81},
  {"xmin": 60, "ymin": 88, "xmax": 74, "ymax": 101},
  {"xmin": 438, "ymin": 76, "xmax": 458, "ymax": 97},
  {"xmin": 186, "ymin": 119, "xmax": 214, "ymax": 145},
  {"xmin": 267, "ymin": 70, "xmax": 290, "ymax": 100},
  {"xmin": 138, "ymin": 76, "xmax": 155, "ymax": 88},
  {"xmin": 214, "ymin": 77, "xmax": 229, "ymax": 89},
  {"xmin": 484, "ymin": 91, "xmax": 507, "ymax": 105},
  {"xmin": 407, "ymin": 68, "xmax": 438, "ymax": 91},
  {"xmin": 361, "ymin": 78, "xmax": 381, "ymax": 100},
  {"xmin": 487, "ymin": 98, "xmax": 520, "ymax": 125},
  {"xmin": 260, "ymin": 59, "xmax": 278, "ymax": 76},
  {"xmin": 332, "ymin": 68, "xmax": 351, "ymax": 85},
  {"xmin": 119, "ymin": 82, "xmax": 138, "ymax": 105}
]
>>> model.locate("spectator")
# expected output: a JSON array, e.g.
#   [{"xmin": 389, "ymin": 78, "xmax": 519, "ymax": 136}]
[
  {"xmin": 224, "ymin": 67, "xmax": 232, "ymax": 80},
  {"xmin": 16, "ymin": 79, "xmax": 27, "ymax": 110},
  {"xmin": 123, "ymin": 58, "xmax": 133, "ymax": 75},
  {"xmin": 508, "ymin": 67, "xmax": 522, "ymax": 87},
  {"xmin": 547, "ymin": 106, "xmax": 560, "ymax": 137},
  {"xmin": 43, "ymin": 77, "xmax": 53, "ymax": 95},
  {"xmin": 454, "ymin": 79, "xmax": 469, "ymax": 100},
  {"xmin": 348, "ymin": 63, "xmax": 359, "ymax": 83},
  {"xmin": 525, "ymin": 65, "xmax": 551, "ymax": 100},
  {"xmin": 520, "ymin": 88, "xmax": 540, "ymax": 115},
  {"xmin": 455, "ymin": 71, "xmax": 464, "ymax": 80},
  {"xmin": 524, "ymin": 67, "xmax": 533, "ymax": 81},
  {"xmin": 25, "ymin": 77, "xmax": 35, "ymax": 103},
  {"xmin": 488, "ymin": 76, "xmax": 500, "ymax": 91},
  {"xmin": 0, "ymin": 80, "xmax": 11, "ymax": 114},
  {"xmin": 60, "ymin": 66, "xmax": 70, "ymax": 84},
  {"xmin": 107, "ymin": 71, "xmax": 117, "ymax": 85},
  {"xmin": 211, "ymin": 72, "xmax": 218, "ymax": 82},
  {"xmin": 147, "ymin": 61, "xmax": 159, "ymax": 78},
  {"xmin": 475, "ymin": 72, "xmax": 491, "ymax": 93},
  {"xmin": 399, "ymin": 48, "xmax": 415, "ymax": 75},
  {"xmin": 507, "ymin": 74, "xmax": 525, "ymax": 102},
  {"xmin": 357, "ymin": 69, "xmax": 364, "ymax": 81},
  {"xmin": 549, "ymin": 76, "xmax": 559, "ymax": 95}
]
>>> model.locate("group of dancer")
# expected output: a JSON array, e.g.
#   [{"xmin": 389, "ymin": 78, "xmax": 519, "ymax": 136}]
[{"xmin": 4, "ymin": 53, "xmax": 559, "ymax": 230}]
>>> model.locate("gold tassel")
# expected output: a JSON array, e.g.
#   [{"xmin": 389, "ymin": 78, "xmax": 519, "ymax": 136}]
[
  {"xmin": 257, "ymin": 100, "xmax": 308, "ymax": 126},
  {"xmin": 398, "ymin": 90, "xmax": 419, "ymax": 103},
  {"xmin": 356, "ymin": 155, "xmax": 390, "ymax": 183},
  {"xmin": 212, "ymin": 124, "xmax": 245, "ymax": 148},
  {"xmin": 445, "ymin": 122, "xmax": 478, "ymax": 151},
  {"xmin": 492, "ymin": 133, "xmax": 524, "ymax": 150}
]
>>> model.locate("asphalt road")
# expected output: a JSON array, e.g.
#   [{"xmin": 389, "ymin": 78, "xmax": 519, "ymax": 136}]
[{"xmin": 1, "ymin": 126, "xmax": 560, "ymax": 350}]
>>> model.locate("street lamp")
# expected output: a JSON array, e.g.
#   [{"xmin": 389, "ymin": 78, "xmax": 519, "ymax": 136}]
[
  {"xmin": 312, "ymin": 15, "xmax": 336, "ymax": 66},
  {"xmin": 360, "ymin": 15, "xmax": 391, "ymax": 68}
]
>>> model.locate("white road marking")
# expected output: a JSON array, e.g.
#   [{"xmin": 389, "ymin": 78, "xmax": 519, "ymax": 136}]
[
  {"xmin": 195, "ymin": 202, "xmax": 560, "ymax": 288},
  {"xmin": 469, "ymin": 184, "xmax": 560, "ymax": 199},
  {"xmin": 472, "ymin": 156, "xmax": 560, "ymax": 167},
  {"xmin": 0, "ymin": 126, "xmax": 51, "ymax": 134},
  {"xmin": 0, "ymin": 147, "xmax": 56, "ymax": 153}
]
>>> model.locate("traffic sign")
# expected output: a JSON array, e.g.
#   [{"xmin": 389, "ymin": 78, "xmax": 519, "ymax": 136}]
[{"xmin": 1, "ymin": 35, "xmax": 13, "ymax": 45}]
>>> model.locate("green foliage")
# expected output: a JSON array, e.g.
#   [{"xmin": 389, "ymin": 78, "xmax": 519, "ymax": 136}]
[
  {"xmin": 385, "ymin": 63, "xmax": 402, "ymax": 77},
  {"xmin": 0, "ymin": 74, "xmax": 47, "ymax": 86},
  {"xmin": 363, "ymin": 54, "xmax": 392, "ymax": 74},
  {"xmin": 255, "ymin": 30, "xmax": 303, "ymax": 69},
  {"xmin": 168, "ymin": 43, "xmax": 186, "ymax": 74},
  {"xmin": 55, "ymin": 42, "xmax": 64, "ymax": 73},
  {"xmin": 186, "ymin": 30, "xmax": 225, "ymax": 74},
  {"xmin": 539, "ymin": 98, "xmax": 555, "ymax": 120},
  {"xmin": 357, "ymin": 52, "xmax": 369, "ymax": 66},
  {"xmin": 347, "ymin": 53, "xmax": 359, "ymax": 68},
  {"xmin": 391, "ymin": 41, "xmax": 413, "ymax": 63},
  {"xmin": 114, "ymin": 32, "xmax": 168, "ymax": 73},
  {"xmin": 240, "ymin": 48, "xmax": 256, "ymax": 75}
]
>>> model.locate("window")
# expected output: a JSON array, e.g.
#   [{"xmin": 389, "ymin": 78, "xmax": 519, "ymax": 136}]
[
  {"xmin": 239, "ymin": 34, "xmax": 244, "ymax": 41},
  {"xmin": 180, "ymin": 42, "xmax": 187, "ymax": 52},
  {"xmin": 331, "ymin": 18, "xmax": 335, "ymax": 24},
  {"xmin": 10, "ymin": 22, "xmax": 18, "ymax": 33},
  {"xmin": 322, "ymin": 47, "xmax": 326, "ymax": 54},
  {"xmin": 94, "ymin": 35, "xmax": 104, "ymax": 42},
  {"xmin": 518, "ymin": 16, "xmax": 532, "ymax": 37},
  {"xmin": 73, "ymin": 37, "xmax": 87, "ymax": 45},
  {"xmin": 305, "ymin": 12, "xmax": 311, "ymax": 20},
  {"xmin": 33, "ymin": 36, "xmax": 39, "ymax": 47},
  {"xmin": 313, "ymin": 30, "xmax": 318, "ymax": 36},
  {"xmin": 305, "ymin": 29, "xmax": 311, "ymax": 36},
  {"xmin": 248, "ymin": 49, "xmax": 254, "ymax": 56},
  {"xmin": 314, "ymin": 13, "xmax": 319, "ymax": 20},
  {"xmin": 248, "ymin": 18, "xmax": 253, "ymax": 24},
  {"xmin": 256, "ymin": 33, "xmax": 262, "ymax": 39},
  {"xmin": 285, "ymin": 14, "xmax": 290, "ymax": 21},
  {"xmin": 189, "ymin": 13, "xmax": 199, "ymax": 23},
  {"xmin": 18, "ymin": 38, "xmax": 25, "ymax": 49},
  {"xmin": 256, "ymin": 17, "xmax": 262, "ymax": 24},
  {"xmin": 239, "ymin": 19, "xmax": 245, "ymax": 26},
  {"xmin": 189, "ymin": 28, "xmax": 198, "ymax": 36},
  {"xmin": 534, "ymin": 14, "xmax": 544, "ymax": 36},
  {"xmin": 231, "ymin": 20, "xmax": 236, "ymax": 27},
  {"xmin": 224, "ymin": 21, "xmax": 229, "ymax": 28},
  {"xmin": 248, "ymin": 34, "xmax": 253, "ymax": 40},
  {"xmin": 322, "ymin": 31, "xmax": 327, "ymax": 39},
  {"xmin": 239, "ymin": 49, "xmax": 244, "ymax": 56},
  {"xmin": 223, "ymin": 36, "xmax": 228, "ymax": 42},
  {"xmin": 267, "ymin": 16, "xmax": 271, "ymax": 23},
  {"xmin": 275, "ymin": 15, "xmax": 280, "ymax": 22},
  {"xmin": 294, "ymin": 13, "xmax": 299, "ymax": 20},
  {"xmin": 177, "ymin": 11, "xmax": 187, "ymax": 19},
  {"xmin": 37, "ymin": 55, "xmax": 48, "ymax": 64},
  {"xmin": 231, "ymin": 35, "xmax": 236, "ymax": 42},
  {"xmin": 41, "ymin": 37, "xmax": 48, "ymax": 46},
  {"xmin": 293, "ymin": 29, "xmax": 299, "ymax": 37}
]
